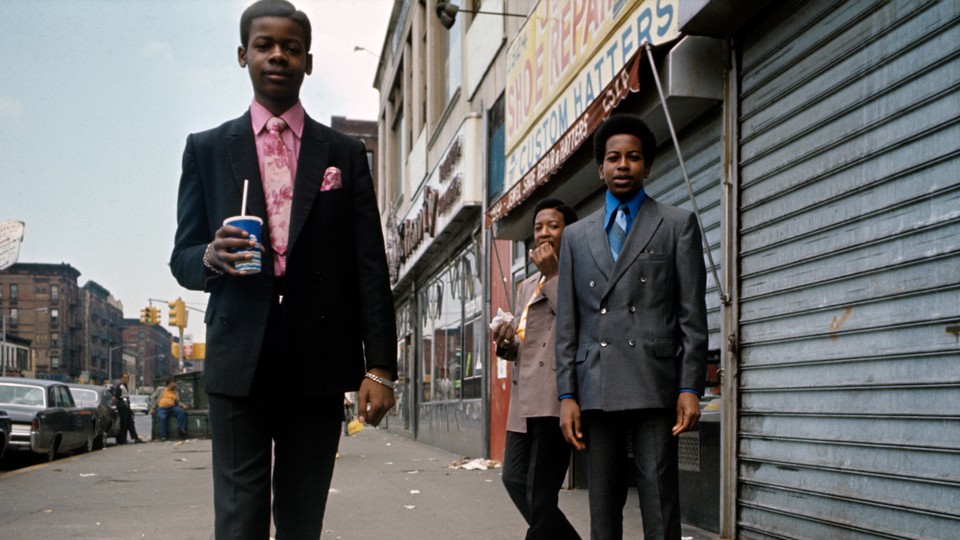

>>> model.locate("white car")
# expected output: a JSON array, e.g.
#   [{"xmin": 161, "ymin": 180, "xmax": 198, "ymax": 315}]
[{"xmin": 129, "ymin": 395, "xmax": 150, "ymax": 415}]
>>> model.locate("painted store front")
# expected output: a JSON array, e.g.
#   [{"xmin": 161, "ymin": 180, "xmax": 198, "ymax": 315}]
[{"xmin": 486, "ymin": 0, "xmax": 959, "ymax": 537}]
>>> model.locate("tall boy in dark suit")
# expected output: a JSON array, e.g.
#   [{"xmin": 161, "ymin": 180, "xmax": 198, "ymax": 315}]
[
  {"xmin": 555, "ymin": 114, "xmax": 708, "ymax": 540},
  {"xmin": 170, "ymin": 1, "xmax": 397, "ymax": 538}
]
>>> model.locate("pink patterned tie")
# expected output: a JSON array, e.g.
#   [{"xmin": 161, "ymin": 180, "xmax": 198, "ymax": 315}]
[{"xmin": 263, "ymin": 117, "xmax": 293, "ymax": 276}]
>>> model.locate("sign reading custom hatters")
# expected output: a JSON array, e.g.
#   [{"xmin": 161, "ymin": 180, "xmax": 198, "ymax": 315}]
[
  {"xmin": 488, "ymin": 51, "xmax": 642, "ymax": 224},
  {"xmin": 0, "ymin": 220, "xmax": 25, "ymax": 271}
]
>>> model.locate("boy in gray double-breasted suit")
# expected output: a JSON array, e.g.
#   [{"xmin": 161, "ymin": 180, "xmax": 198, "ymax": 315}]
[{"xmin": 555, "ymin": 114, "xmax": 708, "ymax": 540}]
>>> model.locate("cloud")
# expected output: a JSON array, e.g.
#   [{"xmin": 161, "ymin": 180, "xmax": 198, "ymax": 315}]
[
  {"xmin": 0, "ymin": 95, "xmax": 24, "ymax": 120},
  {"xmin": 139, "ymin": 40, "xmax": 175, "ymax": 64}
]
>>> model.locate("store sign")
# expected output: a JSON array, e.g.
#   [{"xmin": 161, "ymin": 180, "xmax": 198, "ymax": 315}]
[
  {"xmin": 0, "ymin": 220, "xmax": 25, "ymax": 271},
  {"xmin": 488, "ymin": 50, "xmax": 642, "ymax": 223},
  {"xmin": 505, "ymin": 0, "xmax": 679, "ymax": 185}
]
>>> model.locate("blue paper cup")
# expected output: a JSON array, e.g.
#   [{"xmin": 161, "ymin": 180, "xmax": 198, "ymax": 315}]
[{"xmin": 223, "ymin": 216, "xmax": 263, "ymax": 274}]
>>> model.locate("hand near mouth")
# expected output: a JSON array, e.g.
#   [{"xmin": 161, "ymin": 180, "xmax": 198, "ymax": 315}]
[{"xmin": 530, "ymin": 242, "xmax": 559, "ymax": 279}]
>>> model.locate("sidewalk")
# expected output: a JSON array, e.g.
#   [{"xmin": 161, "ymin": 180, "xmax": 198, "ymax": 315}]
[{"xmin": 0, "ymin": 428, "xmax": 720, "ymax": 539}]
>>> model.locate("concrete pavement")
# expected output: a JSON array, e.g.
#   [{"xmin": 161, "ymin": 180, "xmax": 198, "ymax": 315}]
[{"xmin": 0, "ymin": 427, "xmax": 720, "ymax": 539}]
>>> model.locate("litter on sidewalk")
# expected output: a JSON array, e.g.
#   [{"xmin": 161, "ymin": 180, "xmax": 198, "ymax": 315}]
[{"xmin": 447, "ymin": 457, "xmax": 501, "ymax": 470}]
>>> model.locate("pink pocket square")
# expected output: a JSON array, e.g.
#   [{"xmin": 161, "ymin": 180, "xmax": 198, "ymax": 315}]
[{"xmin": 321, "ymin": 167, "xmax": 342, "ymax": 191}]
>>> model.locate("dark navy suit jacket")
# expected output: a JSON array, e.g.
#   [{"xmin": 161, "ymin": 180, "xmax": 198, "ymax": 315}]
[{"xmin": 170, "ymin": 111, "xmax": 397, "ymax": 399}]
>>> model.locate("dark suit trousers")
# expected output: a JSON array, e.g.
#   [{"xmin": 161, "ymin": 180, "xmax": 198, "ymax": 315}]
[
  {"xmin": 209, "ymin": 292, "xmax": 342, "ymax": 540},
  {"xmin": 502, "ymin": 417, "xmax": 581, "ymax": 540},
  {"xmin": 582, "ymin": 409, "xmax": 680, "ymax": 540}
]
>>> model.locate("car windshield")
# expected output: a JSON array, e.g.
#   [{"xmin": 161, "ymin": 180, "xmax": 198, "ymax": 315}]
[
  {"xmin": 0, "ymin": 383, "xmax": 47, "ymax": 408},
  {"xmin": 69, "ymin": 388, "xmax": 99, "ymax": 407}
]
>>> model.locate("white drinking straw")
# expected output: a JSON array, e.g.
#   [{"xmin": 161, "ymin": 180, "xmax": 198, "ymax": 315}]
[{"xmin": 241, "ymin": 179, "xmax": 249, "ymax": 216}]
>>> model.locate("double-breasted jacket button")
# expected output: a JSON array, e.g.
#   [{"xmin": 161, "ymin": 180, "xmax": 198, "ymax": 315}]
[
  {"xmin": 600, "ymin": 307, "xmax": 607, "ymax": 314},
  {"xmin": 600, "ymin": 340, "xmax": 608, "ymax": 347},
  {"xmin": 628, "ymin": 339, "xmax": 636, "ymax": 347},
  {"xmin": 589, "ymin": 280, "xmax": 596, "ymax": 288}
]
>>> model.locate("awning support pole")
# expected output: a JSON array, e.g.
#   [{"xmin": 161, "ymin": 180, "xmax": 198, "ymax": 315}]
[{"xmin": 644, "ymin": 42, "xmax": 728, "ymax": 304}]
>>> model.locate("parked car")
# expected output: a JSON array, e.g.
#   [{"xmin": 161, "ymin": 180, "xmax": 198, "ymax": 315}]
[
  {"xmin": 129, "ymin": 394, "xmax": 150, "ymax": 415},
  {"xmin": 0, "ymin": 409, "xmax": 11, "ymax": 459},
  {"xmin": 0, "ymin": 377, "xmax": 98, "ymax": 461},
  {"xmin": 67, "ymin": 383, "xmax": 119, "ymax": 450}
]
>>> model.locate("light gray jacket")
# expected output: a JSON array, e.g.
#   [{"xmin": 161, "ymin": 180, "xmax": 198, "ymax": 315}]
[{"xmin": 555, "ymin": 196, "xmax": 708, "ymax": 411}]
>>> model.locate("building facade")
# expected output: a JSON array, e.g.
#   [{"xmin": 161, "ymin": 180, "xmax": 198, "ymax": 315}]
[
  {"xmin": 121, "ymin": 318, "xmax": 174, "ymax": 392},
  {"xmin": 79, "ymin": 280, "xmax": 124, "ymax": 384},
  {"xmin": 0, "ymin": 263, "xmax": 82, "ymax": 380},
  {"xmin": 375, "ymin": 0, "xmax": 959, "ymax": 537},
  {"xmin": 374, "ymin": 0, "xmax": 533, "ymax": 458}
]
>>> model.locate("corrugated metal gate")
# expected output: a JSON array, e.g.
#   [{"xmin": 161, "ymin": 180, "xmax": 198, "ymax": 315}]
[
  {"xmin": 647, "ymin": 108, "xmax": 725, "ymax": 351},
  {"xmin": 736, "ymin": 0, "xmax": 960, "ymax": 538}
]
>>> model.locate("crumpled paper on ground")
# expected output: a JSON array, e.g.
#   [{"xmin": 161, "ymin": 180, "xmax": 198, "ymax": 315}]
[{"xmin": 448, "ymin": 457, "xmax": 502, "ymax": 470}]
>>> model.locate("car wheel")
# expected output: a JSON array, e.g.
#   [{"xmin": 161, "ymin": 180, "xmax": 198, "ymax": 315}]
[{"xmin": 47, "ymin": 437, "xmax": 59, "ymax": 462}]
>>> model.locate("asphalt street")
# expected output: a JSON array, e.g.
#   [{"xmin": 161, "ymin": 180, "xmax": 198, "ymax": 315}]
[{"xmin": 0, "ymin": 425, "xmax": 721, "ymax": 539}]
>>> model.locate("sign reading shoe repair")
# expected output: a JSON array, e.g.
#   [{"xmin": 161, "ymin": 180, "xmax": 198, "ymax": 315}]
[{"xmin": 504, "ymin": 0, "xmax": 679, "ymax": 187}]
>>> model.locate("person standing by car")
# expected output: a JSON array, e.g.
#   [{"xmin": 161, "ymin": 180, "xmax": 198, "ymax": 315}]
[
  {"xmin": 493, "ymin": 198, "xmax": 581, "ymax": 540},
  {"xmin": 113, "ymin": 373, "xmax": 143, "ymax": 444},
  {"xmin": 150, "ymin": 380, "xmax": 189, "ymax": 441}
]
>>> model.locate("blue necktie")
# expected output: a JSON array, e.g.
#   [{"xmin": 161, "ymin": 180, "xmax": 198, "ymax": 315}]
[{"xmin": 608, "ymin": 204, "xmax": 629, "ymax": 262}]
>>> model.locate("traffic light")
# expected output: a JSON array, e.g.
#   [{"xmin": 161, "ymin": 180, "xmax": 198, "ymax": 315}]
[
  {"xmin": 168, "ymin": 298, "xmax": 188, "ymax": 330},
  {"xmin": 139, "ymin": 307, "xmax": 150, "ymax": 324},
  {"xmin": 149, "ymin": 306, "xmax": 161, "ymax": 326}
]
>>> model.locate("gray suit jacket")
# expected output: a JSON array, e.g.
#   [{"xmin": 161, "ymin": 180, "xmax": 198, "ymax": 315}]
[
  {"xmin": 555, "ymin": 196, "xmax": 707, "ymax": 411},
  {"xmin": 499, "ymin": 272, "xmax": 562, "ymax": 433}
]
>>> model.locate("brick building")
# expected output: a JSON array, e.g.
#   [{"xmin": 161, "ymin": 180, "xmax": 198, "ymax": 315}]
[
  {"xmin": 80, "ymin": 280, "xmax": 124, "ymax": 384},
  {"xmin": 0, "ymin": 263, "xmax": 82, "ymax": 380},
  {"xmin": 121, "ymin": 318, "xmax": 174, "ymax": 391}
]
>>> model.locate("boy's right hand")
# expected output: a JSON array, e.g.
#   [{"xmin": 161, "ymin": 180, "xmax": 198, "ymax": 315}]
[
  {"xmin": 208, "ymin": 225, "xmax": 260, "ymax": 275},
  {"xmin": 560, "ymin": 398, "xmax": 586, "ymax": 450}
]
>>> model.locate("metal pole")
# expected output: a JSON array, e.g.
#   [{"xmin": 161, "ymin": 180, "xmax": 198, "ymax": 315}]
[
  {"xmin": 178, "ymin": 327, "xmax": 185, "ymax": 373},
  {"xmin": 2, "ymin": 310, "xmax": 6, "ymax": 377}
]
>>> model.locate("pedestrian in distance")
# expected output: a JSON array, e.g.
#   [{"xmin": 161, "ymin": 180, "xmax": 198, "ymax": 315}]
[
  {"xmin": 169, "ymin": 1, "xmax": 398, "ymax": 538},
  {"xmin": 113, "ymin": 373, "xmax": 144, "ymax": 444},
  {"xmin": 555, "ymin": 114, "xmax": 708, "ymax": 540},
  {"xmin": 492, "ymin": 198, "xmax": 582, "ymax": 540},
  {"xmin": 149, "ymin": 379, "xmax": 189, "ymax": 441}
]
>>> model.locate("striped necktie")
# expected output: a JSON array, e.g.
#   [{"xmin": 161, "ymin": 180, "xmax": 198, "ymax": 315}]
[{"xmin": 608, "ymin": 204, "xmax": 629, "ymax": 262}]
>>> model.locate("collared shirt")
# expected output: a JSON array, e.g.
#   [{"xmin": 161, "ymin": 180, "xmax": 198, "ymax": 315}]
[
  {"xmin": 604, "ymin": 188, "xmax": 646, "ymax": 235},
  {"xmin": 250, "ymin": 99, "xmax": 305, "ymax": 186}
]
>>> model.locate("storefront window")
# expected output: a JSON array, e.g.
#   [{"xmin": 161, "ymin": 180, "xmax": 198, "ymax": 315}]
[{"xmin": 419, "ymin": 241, "xmax": 483, "ymax": 403}]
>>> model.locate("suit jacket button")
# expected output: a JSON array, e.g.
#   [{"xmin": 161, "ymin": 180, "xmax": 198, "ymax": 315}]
[
  {"xmin": 219, "ymin": 315, "xmax": 229, "ymax": 325},
  {"xmin": 629, "ymin": 305, "xmax": 636, "ymax": 313},
  {"xmin": 539, "ymin": 361, "xmax": 544, "ymax": 366},
  {"xmin": 628, "ymin": 339, "xmax": 636, "ymax": 347},
  {"xmin": 640, "ymin": 276, "xmax": 647, "ymax": 283},
  {"xmin": 589, "ymin": 281, "xmax": 596, "ymax": 287},
  {"xmin": 600, "ymin": 340, "xmax": 608, "ymax": 347},
  {"xmin": 600, "ymin": 307, "xmax": 607, "ymax": 314}
]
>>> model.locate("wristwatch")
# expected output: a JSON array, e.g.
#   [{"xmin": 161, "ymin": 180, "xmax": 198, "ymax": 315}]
[{"xmin": 364, "ymin": 371, "xmax": 395, "ymax": 390}]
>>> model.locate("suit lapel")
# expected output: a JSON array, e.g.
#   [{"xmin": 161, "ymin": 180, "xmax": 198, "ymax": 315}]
[
  {"xmin": 584, "ymin": 210, "xmax": 613, "ymax": 280},
  {"xmin": 605, "ymin": 198, "xmax": 662, "ymax": 296},
  {"xmin": 287, "ymin": 115, "xmax": 330, "ymax": 253}
]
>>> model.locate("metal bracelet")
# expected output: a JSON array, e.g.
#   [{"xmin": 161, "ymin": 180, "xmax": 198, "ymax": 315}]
[
  {"xmin": 365, "ymin": 371, "xmax": 395, "ymax": 390},
  {"xmin": 203, "ymin": 243, "xmax": 224, "ymax": 275}
]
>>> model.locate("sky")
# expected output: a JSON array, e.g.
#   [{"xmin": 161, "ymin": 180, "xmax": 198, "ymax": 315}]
[{"xmin": 0, "ymin": 0, "xmax": 393, "ymax": 342}]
